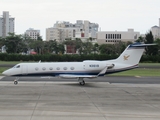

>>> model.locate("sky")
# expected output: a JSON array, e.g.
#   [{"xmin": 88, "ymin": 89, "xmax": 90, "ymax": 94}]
[{"xmin": 0, "ymin": 0, "xmax": 160, "ymax": 39}]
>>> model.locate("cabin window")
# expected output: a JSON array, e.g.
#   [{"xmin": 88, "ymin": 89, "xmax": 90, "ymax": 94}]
[
  {"xmin": 70, "ymin": 67, "xmax": 74, "ymax": 70},
  {"xmin": 63, "ymin": 67, "xmax": 67, "ymax": 70},
  {"xmin": 49, "ymin": 67, "xmax": 53, "ymax": 70},
  {"xmin": 57, "ymin": 67, "xmax": 60, "ymax": 70},
  {"xmin": 42, "ymin": 67, "xmax": 46, "ymax": 70},
  {"xmin": 35, "ymin": 67, "xmax": 39, "ymax": 71}
]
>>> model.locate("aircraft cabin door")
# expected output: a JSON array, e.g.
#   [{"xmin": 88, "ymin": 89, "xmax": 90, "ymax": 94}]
[
  {"xmin": 83, "ymin": 64, "xmax": 85, "ymax": 70},
  {"xmin": 21, "ymin": 65, "xmax": 28, "ymax": 75}
]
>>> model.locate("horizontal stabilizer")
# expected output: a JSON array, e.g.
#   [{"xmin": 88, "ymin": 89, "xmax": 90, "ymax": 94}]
[{"xmin": 130, "ymin": 43, "xmax": 157, "ymax": 47}]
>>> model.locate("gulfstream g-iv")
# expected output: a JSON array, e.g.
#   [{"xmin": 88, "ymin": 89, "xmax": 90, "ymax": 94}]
[{"xmin": 2, "ymin": 43, "xmax": 155, "ymax": 85}]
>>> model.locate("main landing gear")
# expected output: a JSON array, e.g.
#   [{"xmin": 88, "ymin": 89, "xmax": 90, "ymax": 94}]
[
  {"xmin": 78, "ymin": 78, "xmax": 85, "ymax": 86},
  {"xmin": 14, "ymin": 78, "xmax": 19, "ymax": 85}
]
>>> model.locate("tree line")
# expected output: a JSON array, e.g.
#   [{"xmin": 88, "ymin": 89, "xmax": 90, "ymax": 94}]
[
  {"xmin": 0, "ymin": 33, "xmax": 129, "ymax": 55},
  {"xmin": 0, "ymin": 31, "xmax": 160, "ymax": 62}
]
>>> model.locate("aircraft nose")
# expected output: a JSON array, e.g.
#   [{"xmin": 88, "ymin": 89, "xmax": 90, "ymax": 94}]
[
  {"xmin": 2, "ymin": 70, "xmax": 9, "ymax": 76},
  {"xmin": 2, "ymin": 71, "xmax": 6, "ymax": 75}
]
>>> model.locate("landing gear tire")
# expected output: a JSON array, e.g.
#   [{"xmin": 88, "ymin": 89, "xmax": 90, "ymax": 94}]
[
  {"xmin": 14, "ymin": 80, "xmax": 18, "ymax": 85},
  {"xmin": 79, "ymin": 81, "xmax": 85, "ymax": 86}
]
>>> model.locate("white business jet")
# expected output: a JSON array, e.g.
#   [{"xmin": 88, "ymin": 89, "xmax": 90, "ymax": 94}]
[{"xmin": 2, "ymin": 42, "xmax": 154, "ymax": 85}]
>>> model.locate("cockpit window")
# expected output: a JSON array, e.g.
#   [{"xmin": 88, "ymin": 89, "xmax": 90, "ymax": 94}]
[
  {"xmin": 16, "ymin": 65, "xmax": 20, "ymax": 68},
  {"xmin": 13, "ymin": 65, "xmax": 20, "ymax": 68}
]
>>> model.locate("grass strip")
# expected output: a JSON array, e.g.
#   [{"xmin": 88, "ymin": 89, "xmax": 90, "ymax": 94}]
[
  {"xmin": 0, "ymin": 67, "xmax": 10, "ymax": 75},
  {"xmin": 109, "ymin": 68, "xmax": 160, "ymax": 77},
  {"xmin": 0, "ymin": 61, "xmax": 33, "ymax": 64}
]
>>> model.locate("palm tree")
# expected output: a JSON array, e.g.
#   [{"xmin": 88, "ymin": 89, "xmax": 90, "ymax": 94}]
[
  {"xmin": 64, "ymin": 38, "xmax": 76, "ymax": 54},
  {"xmin": 75, "ymin": 38, "xmax": 83, "ymax": 54},
  {"xmin": 82, "ymin": 41, "xmax": 93, "ymax": 54},
  {"xmin": 92, "ymin": 43, "xmax": 99, "ymax": 54},
  {"xmin": 58, "ymin": 44, "xmax": 65, "ymax": 54},
  {"xmin": 135, "ymin": 36, "xmax": 145, "ymax": 43},
  {"xmin": 145, "ymin": 31, "xmax": 158, "ymax": 55},
  {"xmin": 4, "ymin": 33, "xmax": 25, "ymax": 53}
]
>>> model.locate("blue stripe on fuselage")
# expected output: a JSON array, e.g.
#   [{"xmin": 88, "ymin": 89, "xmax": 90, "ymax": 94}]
[{"xmin": 12, "ymin": 72, "xmax": 99, "ymax": 77}]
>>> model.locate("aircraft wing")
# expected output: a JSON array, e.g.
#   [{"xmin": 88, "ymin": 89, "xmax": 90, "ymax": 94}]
[
  {"xmin": 59, "ymin": 65, "xmax": 113, "ymax": 79},
  {"xmin": 59, "ymin": 74, "xmax": 97, "ymax": 79}
]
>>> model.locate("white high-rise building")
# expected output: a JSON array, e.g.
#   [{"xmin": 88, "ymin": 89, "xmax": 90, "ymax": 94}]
[
  {"xmin": 0, "ymin": 11, "xmax": 15, "ymax": 37},
  {"xmin": 151, "ymin": 25, "xmax": 160, "ymax": 39},
  {"xmin": 151, "ymin": 18, "xmax": 160, "ymax": 39},
  {"xmin": 46, "ymin": 27, "xmax": 78, "ymax": 42},
  {"xmin": 25, "ymin": 28, "xmax": 40, "ymax": 40},
  {"xmin": 46, "ymin": 20, "xmax": 99, "ymax": 42}
]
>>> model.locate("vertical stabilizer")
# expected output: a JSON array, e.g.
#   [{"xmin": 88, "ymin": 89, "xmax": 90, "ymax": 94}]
[{"xmin": 115, "ymin": 43, "xmax": 153, "ymax": 65}]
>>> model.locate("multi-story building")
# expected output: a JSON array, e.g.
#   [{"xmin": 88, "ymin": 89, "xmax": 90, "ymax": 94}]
[
  {"xmin": 46, "ymin": 20, "xmax": 99, "ymax": 42},
  {"xmin": 46, "ymin": 27, "xmax": 78, "ymax": 42},
  {"xmin": 97, "ymin": 29, "xmax": 140, "ymax": 44},
  {"xmin": 25, "ymin": 28, "xmax": 40, "ymax": 40},
  {"xmin": 0, "ymin": 11, "xmax": 15, "ymax": 37},
  {"xmin": 151, "ymin": 18, "xmax": 160, "ymax": 39}
]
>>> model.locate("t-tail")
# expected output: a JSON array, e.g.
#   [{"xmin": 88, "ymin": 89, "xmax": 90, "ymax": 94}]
[{"xmin": 115, "ymin": 42, "xmax": 156, "ymax": 66}]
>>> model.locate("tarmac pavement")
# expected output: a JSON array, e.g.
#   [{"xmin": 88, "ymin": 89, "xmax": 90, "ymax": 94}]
[{"xmin": 0, "ymin": 76, "xmax": 160, "ymax": 120}]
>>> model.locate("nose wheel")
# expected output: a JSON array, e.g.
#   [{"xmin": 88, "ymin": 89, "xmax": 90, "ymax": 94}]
[
  {"xmin": 14, "ymin": 80, "xmax": 18, "ymax": 85},
  {"xmin": 14, "ymin": 78, "xmax": 19, "ymax": 85}
]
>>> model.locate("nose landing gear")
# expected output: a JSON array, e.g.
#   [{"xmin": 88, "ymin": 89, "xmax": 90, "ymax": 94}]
[
  {"xmin": 14, "ymin": 80, "xmax": 18, "ymax": 85},
  {"xmin": 14, "ymin": 78, "xmax": 19, "ymax": 85}
]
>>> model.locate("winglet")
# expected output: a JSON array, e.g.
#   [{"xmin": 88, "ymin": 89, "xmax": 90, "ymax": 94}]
[{"xmin": 97, "ymin": 64, "xmax": 114, "ymax": 77}]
